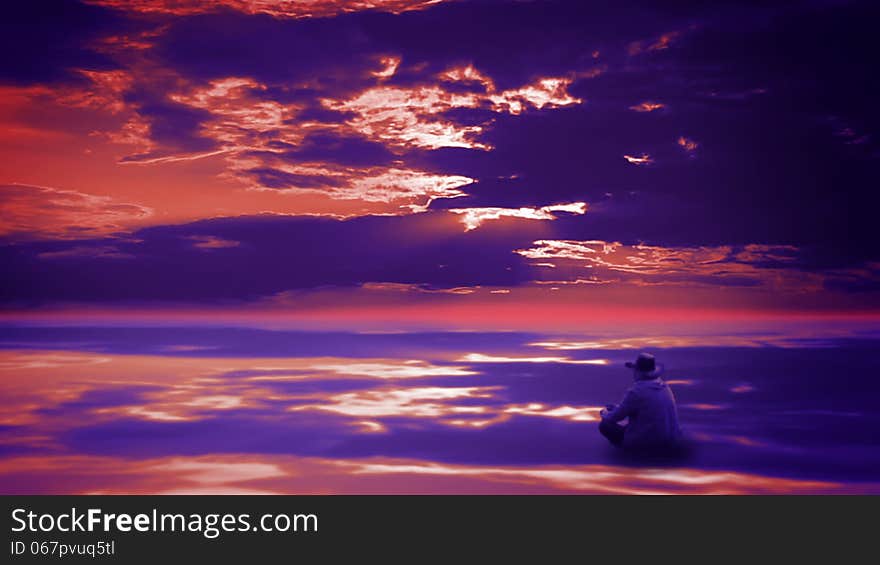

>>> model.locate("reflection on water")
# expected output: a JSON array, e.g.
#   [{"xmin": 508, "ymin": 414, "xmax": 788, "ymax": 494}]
[
  {"xmin": 0, "ymin": 454, "xmax": 853, "ymax": 495},
  {"xmin": 0, "ymin": 325, "xmax": 879, "ymax": 494}
]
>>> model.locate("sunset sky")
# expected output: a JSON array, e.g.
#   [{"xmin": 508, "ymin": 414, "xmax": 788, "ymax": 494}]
[
  {"xmin": 3, "ymin": 1, "xmax": 880, "ymax": 496},
  {"xmin": 2, "ymin": 0, "xmax": 879, "ymax": 329}
]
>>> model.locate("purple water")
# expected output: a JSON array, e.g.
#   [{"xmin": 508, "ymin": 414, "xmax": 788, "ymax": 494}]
[{"xmin": 0, "ymin": 325, "xmax": 877, "ymax": 494}]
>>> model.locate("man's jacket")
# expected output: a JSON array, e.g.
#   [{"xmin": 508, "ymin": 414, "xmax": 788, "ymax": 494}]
[{"xmin": 604, "ymin": 377, "xmax": 682, "ymax": 448}]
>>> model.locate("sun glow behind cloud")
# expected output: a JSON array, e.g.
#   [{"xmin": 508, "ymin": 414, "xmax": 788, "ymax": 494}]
[{"xmin": 449, "ymin": 202, "xmax": 587, "ymax": 230}]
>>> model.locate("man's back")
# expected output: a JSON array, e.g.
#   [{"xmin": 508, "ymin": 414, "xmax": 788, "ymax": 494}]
[
  {"xmin": 599, "ymin": 353, "xmax": 683, "ymax": 452},
  {"xmin": 621, "ymin": 378, "xmax": 681, "ymax": 448}
]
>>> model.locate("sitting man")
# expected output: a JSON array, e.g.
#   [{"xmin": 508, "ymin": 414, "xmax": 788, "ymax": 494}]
[{"xmin": 599, "ymin": 352, "xmax": 682, "ymax": 452}]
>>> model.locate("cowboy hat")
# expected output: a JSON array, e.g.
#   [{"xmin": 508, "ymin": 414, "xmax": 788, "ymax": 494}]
[{"xmin": 625, "ymin": 352, "xmax": 665, "ymax": 378}]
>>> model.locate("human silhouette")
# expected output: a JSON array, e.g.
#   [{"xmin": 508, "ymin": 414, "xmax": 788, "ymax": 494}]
[{"xmin": 599, "ymin": 352, "xmax": 682, "ymax": 452}]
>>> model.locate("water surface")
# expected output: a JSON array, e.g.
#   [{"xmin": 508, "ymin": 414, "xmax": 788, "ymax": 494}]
[{"xmin": 1, "ymin": 325, "xmax": 878, "ymax": 494}]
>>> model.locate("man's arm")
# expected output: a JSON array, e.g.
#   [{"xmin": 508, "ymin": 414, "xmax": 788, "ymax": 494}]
[{"xmin": 602, "ymin": 389, "xmax": 638, "ymax": 423}]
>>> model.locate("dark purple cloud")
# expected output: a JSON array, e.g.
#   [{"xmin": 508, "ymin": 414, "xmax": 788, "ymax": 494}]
[
  {"xmin": 0, "ymin": 214, "xmax": 533, "ymax": 303},
  {"xmin": 3, "ymin": 209, "xmax": 878, "ymax": 306},
  {"xmin": 0, "ymin": 0, "xmax": 127, "ymax": 84}
]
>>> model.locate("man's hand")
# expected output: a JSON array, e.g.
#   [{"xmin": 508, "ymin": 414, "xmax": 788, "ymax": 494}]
[{"xmin": 600, "ymin": 404, "xmax": 616, "ymax": 419}]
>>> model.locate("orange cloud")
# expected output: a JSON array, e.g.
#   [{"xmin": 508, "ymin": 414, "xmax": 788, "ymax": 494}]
[
  {"xmin": 322, "ymin": 85, "xmax": 489, "ymax": 150},
  {"xmin": 628, "ymin": 31, "xmax": 683, "ymax": 55},
  {"xmin": 0, "ymin": 184, "xmax": 152, "ymax": 239},
  {"xmin": 247, "ymin": 162, "xmax": 474, "ymax": 212},
  {"xmin": 0, "ymin": 73, "xmax": 157, "ymax": 167},
  {"xmin": 623, "ymin": 153, "xmax": 653, "ymax": 165},
  {"xmin": 91, "ymin": 24, "xmax": 170, "ymax": 54},
  {"xmin": 36, "ymin": 246, "xmax": 134, "ymax": 260},
  {"xmin": 528, "ymin": 334, "xmax": 825, "ymax": 350},
  {"xmin": 98, "ymin": 114, "xmax": 155, "ymax": 154},
  {"xmin": 323, "ymin": 67, "xmax": 582, "ymax": 150},
  {"xmin": 1, "ymin": 61, "xmax": 582, "ymax": 225},
  {"xmin": 85, "ymin": 0, "xmax": 447, "ymax": 19},
  {"xmin": 438, "ymin": 64, "xmax": 494, "ymax": 88},
  {"xmin": 359, "ymin": 283, "xmax": 483, "ymax": 295},
  {"xmin": 516, "ymin": 240, "xmax": 819, "ymax": 290},
  {"xmin": 629, "ymin": 101, "xmax": 665, "ymax": 112},
  {"xmin": 54, "ymin": 70, "xmax": 134, "ymax": 114},
  {"xmin": 0, "ymin": 71, "xmax": 136, "ymax": 119},
  {"xmin": 167, "ymin": 77, "xmax": 302, "ymax": 153},
  {"xmin": 126, "ymin": 77, "xmax": 476, "ymax": 214},
  {"xmin": 371, "ymin": 56, "xmax": 401, "ymax": 79},
  {"xmin": 488, "ymin": 77, "xmax": 581, "ymax": 115},
  {"xmin": 448, "ymin": 202, "xmax": 587, "ymax": 231},
  {"xmin": 677, "ymin": 135, "xmax": 699, "ymax": 154},
  {"xmin": 187, "ymin": 235, "xmax": 241, "ymax": 250},
  {"xmin": 0, "ymin": 74, "xmax": 137, "ymax": 138}
]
